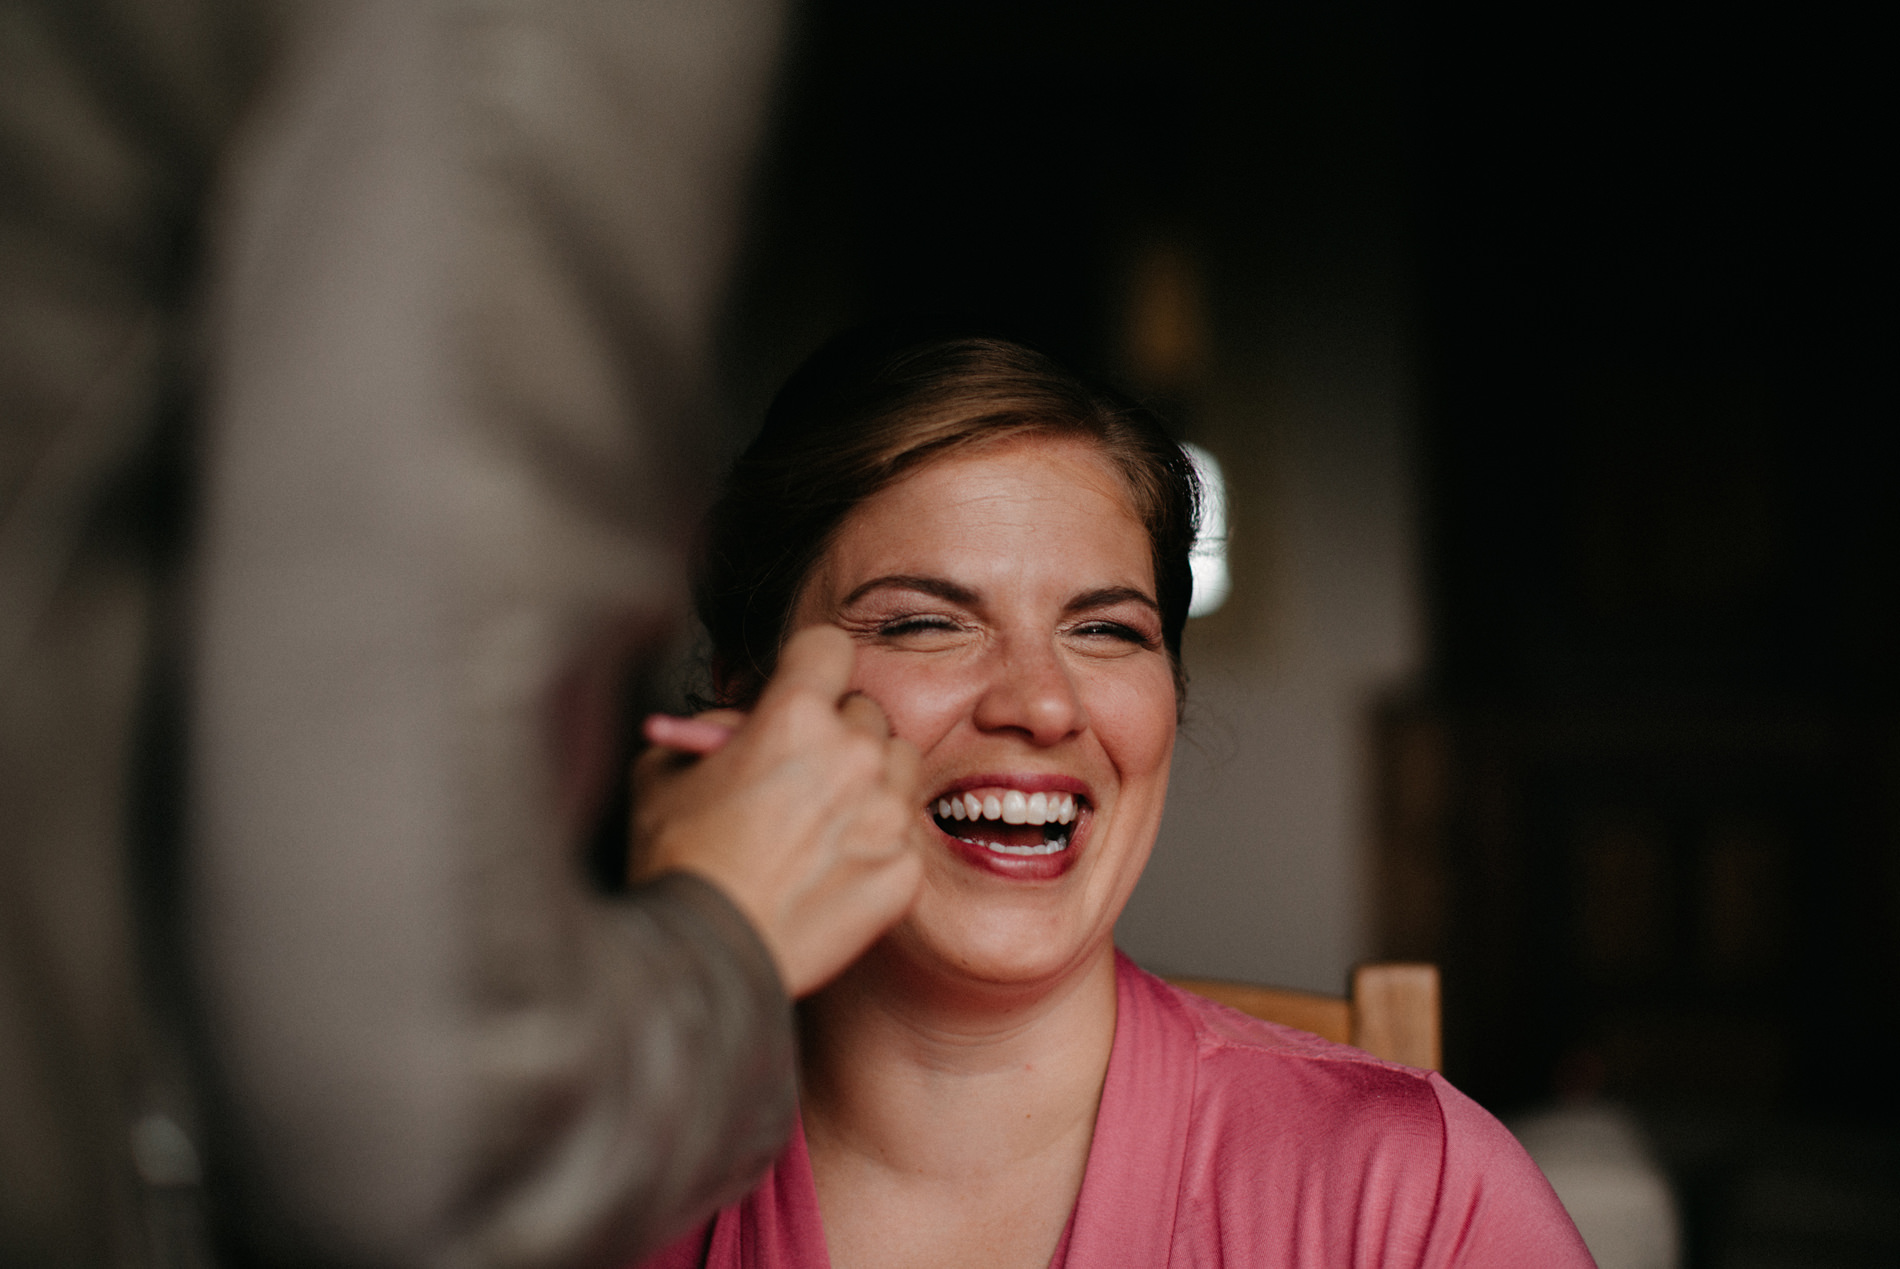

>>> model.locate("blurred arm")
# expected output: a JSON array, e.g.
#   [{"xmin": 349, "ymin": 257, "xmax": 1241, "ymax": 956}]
[{"xmin": 192, "ymin": 3, "xmax": 794, "ymax": 1263}]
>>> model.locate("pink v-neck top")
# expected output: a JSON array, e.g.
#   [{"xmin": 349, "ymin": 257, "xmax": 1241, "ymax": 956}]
[{"xmin": 638, "ymin": 953, "xmax": 1595, "ymax": 1268}]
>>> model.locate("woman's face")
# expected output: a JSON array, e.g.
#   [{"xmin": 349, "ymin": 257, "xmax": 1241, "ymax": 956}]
[{"xmin": 790, "ymin": 434, "xmax": 1178, "ymax": 993}]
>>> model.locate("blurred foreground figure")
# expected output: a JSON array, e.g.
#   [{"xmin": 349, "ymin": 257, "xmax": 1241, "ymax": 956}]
[{"xmin": 0, "ymin": 3, "xmax": 918, "ymax": 1265}]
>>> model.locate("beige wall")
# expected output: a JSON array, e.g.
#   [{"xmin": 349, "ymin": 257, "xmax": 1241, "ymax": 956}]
[{"xmin": 1116, "ymin": 279, "xmax": 1423, "ymax": 994}]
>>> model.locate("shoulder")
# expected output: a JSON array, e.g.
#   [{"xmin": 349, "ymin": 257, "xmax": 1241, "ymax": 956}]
[
  {"xmin": 1414, "ymin": 1081, "xmax": 1598, "ymax": 1266},
  {"xmin": 1117, "ymin": 961, "xmax": 1594, "ymax": 1267},
  {"xmin": 1120, "ymin": 959, "xmax": 1449, "ymax": 1148}
]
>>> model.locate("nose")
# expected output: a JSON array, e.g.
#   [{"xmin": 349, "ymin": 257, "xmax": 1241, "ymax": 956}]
[{"xmin": 971, "ymin": 637, "xmax": 1087, "ymax": 746}]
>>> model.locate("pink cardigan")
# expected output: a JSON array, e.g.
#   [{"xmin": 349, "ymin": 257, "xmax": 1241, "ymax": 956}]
[{"xmin": 640, "ymin": 953, "xmax": 1595, "ymax": 1268}]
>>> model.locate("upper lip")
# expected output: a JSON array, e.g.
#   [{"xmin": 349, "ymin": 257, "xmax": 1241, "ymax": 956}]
[{"xmin": 929, "ymin": 772, "xmax": 1092, "ymax": 803}]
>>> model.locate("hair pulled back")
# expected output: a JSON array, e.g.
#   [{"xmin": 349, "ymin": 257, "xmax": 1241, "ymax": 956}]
[{"xmin": 696, "ymin": 330, "xmax": 1200, "ymax": 707}]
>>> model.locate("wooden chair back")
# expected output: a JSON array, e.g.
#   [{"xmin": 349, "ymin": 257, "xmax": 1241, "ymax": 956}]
[{"xmin": 1167, "ymin": 962, "xmax": 1441, "ymax": 1071}]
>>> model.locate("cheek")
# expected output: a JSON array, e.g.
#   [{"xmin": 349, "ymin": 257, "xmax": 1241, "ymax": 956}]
[
  {"xmin": 848, "ymin": 651, "xmax": 976, "ymax": 750},
  {"xmin": 1084, "ymin": 668, "xmax": 1179, "ymax": 781}
]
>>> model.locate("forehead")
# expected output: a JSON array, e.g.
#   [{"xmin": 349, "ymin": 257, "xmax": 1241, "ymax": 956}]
[{"xmin": 819, "ymin": 434, "xmax": 1152, "ymax": 588}]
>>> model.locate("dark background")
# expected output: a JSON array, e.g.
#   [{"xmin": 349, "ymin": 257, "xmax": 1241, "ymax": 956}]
[{"xmin": 717, "ymin": 5, "xmax": 1897, "ymax": 1265}]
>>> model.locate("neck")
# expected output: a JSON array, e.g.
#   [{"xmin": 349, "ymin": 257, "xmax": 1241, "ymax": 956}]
[{"xmin": 798, "ymin": 942, "xmax": 1120, "ymax": 1181}]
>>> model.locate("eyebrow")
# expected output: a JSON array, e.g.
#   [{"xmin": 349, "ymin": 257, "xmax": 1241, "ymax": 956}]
[
  {"xmin": 839, "ymin": 575, "xmax": 1161, "ymax": 618},
  {"xmin": 840, "ymin": 575, "xmax": 980, "ymax": 607},
  {"xmin": 1065, "ymin": 586, "xmax": 1162, "ymax": 618}
]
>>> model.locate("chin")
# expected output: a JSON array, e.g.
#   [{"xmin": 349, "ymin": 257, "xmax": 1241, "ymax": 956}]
[{"xmin": 890, "ymin": 903, "xmax": 1110, "ymax": 996}]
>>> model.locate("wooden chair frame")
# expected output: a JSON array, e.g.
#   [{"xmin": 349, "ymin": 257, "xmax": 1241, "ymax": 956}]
[{"xmin": 1168, "ymin": 963, "xmax": 1441, "ymax": 1071}]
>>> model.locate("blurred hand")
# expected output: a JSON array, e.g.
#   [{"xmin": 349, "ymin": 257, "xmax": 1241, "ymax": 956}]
[{"xmin": 631, "ymin": 626, "xmax": 925, "ymax": 997}]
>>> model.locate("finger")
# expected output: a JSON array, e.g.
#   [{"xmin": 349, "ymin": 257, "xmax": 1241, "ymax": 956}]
[
  {"xmin": 840, "ymin": 790, "xmax": 924, "ymax": 863},
  {"xmin": 642, "ymin": 713, "xmax": 738, "ymax": 754},
  {"xmin": 630, "ymin": 742, "xmax": 690, "ymax": 790},
  {"xmin": 855, "ymin": 845, "xmax": 925, "ymax": 923},
  {"xmin": 755, "ymin": 625, "xmax": 855, "ymax": 713},
  {"xmin": 837, "ymin": 691, "xmax": 892, "ymax": 739},
  {"xmin": 881, "ymin": 735, "xmax": 922, "ymax": 797},
  {"xmin": 839, "ymin": 827, "xmax": 913, "ymax": 864}
]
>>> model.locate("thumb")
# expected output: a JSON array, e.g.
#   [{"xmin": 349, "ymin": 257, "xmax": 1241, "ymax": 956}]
[{"xmin": 755, "ymin": 625, "xmax": 856, "ymax": 713}]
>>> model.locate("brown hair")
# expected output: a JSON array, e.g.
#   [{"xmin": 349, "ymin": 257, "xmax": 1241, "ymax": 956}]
[{"xmin": 696, "ymin": 330, "xmax": 1200, "ymax": 708}]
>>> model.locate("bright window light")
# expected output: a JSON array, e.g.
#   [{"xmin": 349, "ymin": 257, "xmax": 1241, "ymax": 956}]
[{"xmin": 1183, "ymin": 441, "xmax": 1230, "ymax": 618}]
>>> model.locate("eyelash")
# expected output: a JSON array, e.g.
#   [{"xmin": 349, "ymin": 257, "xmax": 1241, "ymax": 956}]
[
  {"xmin": 875, "ymin": 614, "xmax": 962, "ymax": 637},
  {"xmin": 866, "ymin": 614, "xmax": 1158, "ymax": 648},
  {"xmin": 1071, "ymin": 620, "xmax": 1156, "ymax": 647}
]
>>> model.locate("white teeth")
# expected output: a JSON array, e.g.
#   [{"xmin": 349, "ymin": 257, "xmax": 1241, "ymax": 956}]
[
  {"xmin": 936, "ymin": 789, "xmax": 1082, "ymax": 830},
  {"xmin": 983, "ymin": 839, "xmax": 1067, "ymax": 856}
]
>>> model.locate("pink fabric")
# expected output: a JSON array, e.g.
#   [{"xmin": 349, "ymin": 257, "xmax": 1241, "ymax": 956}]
[{"xmin": 639, "ymin": 954, "xmax": 1595, "ymax": 1268}]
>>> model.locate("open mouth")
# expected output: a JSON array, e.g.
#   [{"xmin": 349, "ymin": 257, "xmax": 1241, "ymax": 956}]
[{"xmin": 931, "ymin": 788, "xmax": 1081, "ymax": 857}]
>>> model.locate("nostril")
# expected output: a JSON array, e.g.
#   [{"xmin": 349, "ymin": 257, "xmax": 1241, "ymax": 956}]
[{"xmin": 971, "ymin": 657, "xmax": 1088, "ymax": 741}]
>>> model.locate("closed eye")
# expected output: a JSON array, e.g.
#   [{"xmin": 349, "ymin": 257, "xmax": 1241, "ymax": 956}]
[
  {"xmin": 877, "ymin": 614, "xmax": 964, "ymax": 638},
  {"xmin": 1062, "ymin": 587, "xmax": 1162, "ymax": 651},
  {"xmin": 1069, "ymin": 619, "xmax": 1160, "ymax": 649}
]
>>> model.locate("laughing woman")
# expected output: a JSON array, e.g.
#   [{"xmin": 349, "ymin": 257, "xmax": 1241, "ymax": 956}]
[{"xmin": 635, "ymin": 333, "xmax": 1593, "ymax": 1269}]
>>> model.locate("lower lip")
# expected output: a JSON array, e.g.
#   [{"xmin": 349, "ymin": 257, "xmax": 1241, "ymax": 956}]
[{"xmin": 933, "ymin": 817, "xmax": 1085, "ymax": 881}]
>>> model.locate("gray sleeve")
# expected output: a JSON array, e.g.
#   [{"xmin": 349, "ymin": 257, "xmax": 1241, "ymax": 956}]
[{"xmin": 190, "ymin": 3, "xmax": 796, "ymax": 1265}]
